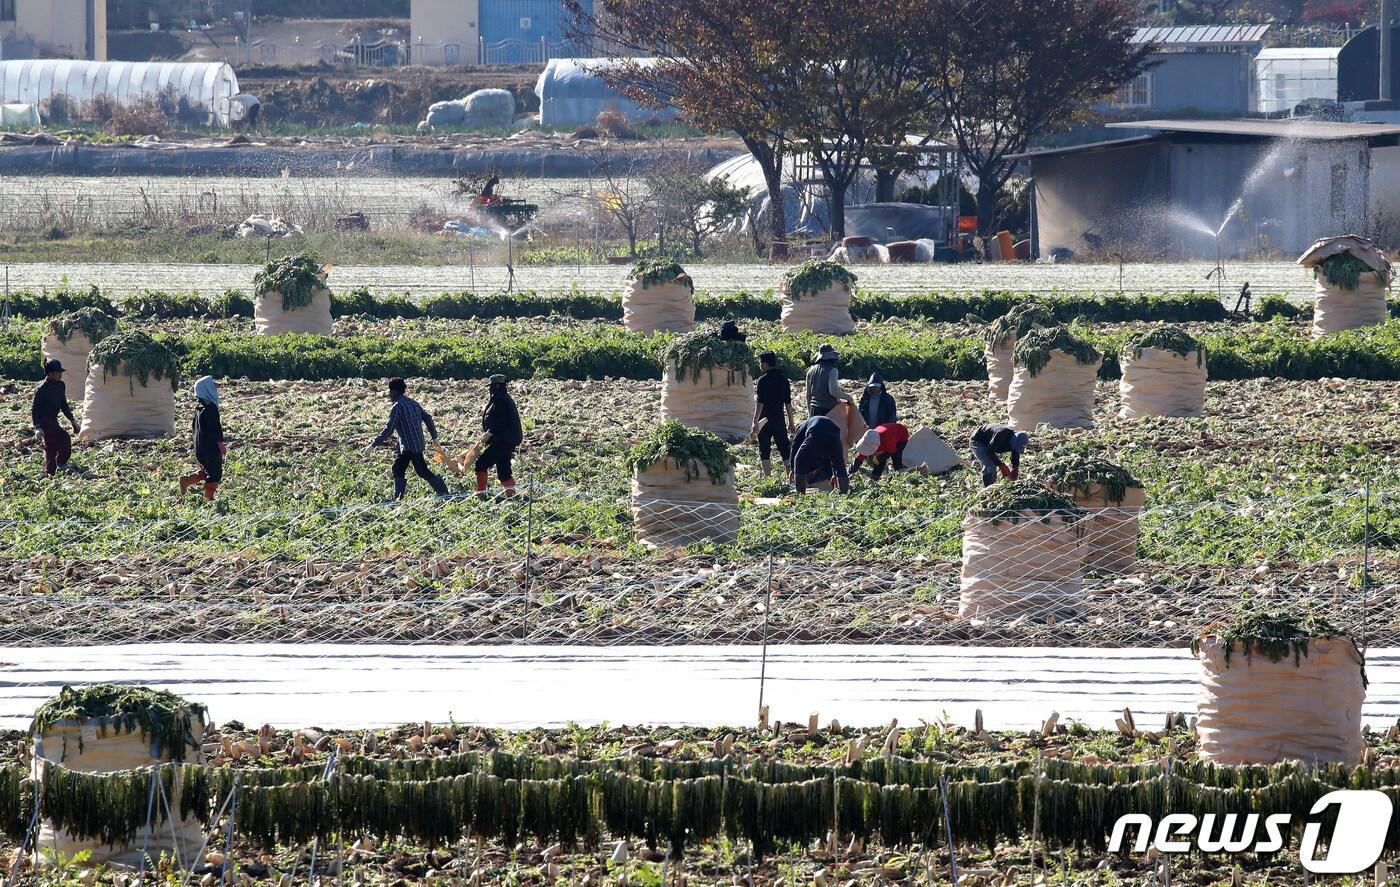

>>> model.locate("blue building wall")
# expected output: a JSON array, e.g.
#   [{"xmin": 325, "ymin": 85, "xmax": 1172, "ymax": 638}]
[{"xmin": 480, "ymin": 0, "xmax": 590, "ymax": 63}]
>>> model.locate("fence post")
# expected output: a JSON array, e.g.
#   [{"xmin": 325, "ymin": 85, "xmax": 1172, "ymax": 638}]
[
  {"xmin": 138, "ymin": 765, "xmax": 159, "ymax": 884},
  {"xmin": 937, "ymin": 774, "xmax": 959, "ymax": 886},
  {"xmin": 2, "ymin": 264, "xmax": 10, "ymax": 328},
  {"xmin": 1363, "ymin": 478, "xmax": 1372, "ymax": 643},
  {"xmin": 520, "ymin": 480, "xmax": 536, "ymax": 641},
  {"xmin": 757, "ymin": 553, "xmax": 773, "ymax": 722},
  {"xmin": 219, "ymin": 776, "xmax": 240, "ymax": 887}
]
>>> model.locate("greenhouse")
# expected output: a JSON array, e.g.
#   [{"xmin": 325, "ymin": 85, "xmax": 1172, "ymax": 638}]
[{"xmin": 0, "ymin": 60, "xmax": 242, "ymax": 127}]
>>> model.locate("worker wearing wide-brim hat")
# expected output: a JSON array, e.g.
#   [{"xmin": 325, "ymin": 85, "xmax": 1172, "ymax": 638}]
[
  {"xmin": 31, "ymin": 359, "xmax": 79, "ymax": 476},
  {"xmin": 969, "ymin": 423, "xmax": 1030, "ymax": 487},
  {"xmin": 804, "ymin": 343, "xmax": 853, "ymax": 419},
  {"xmin": 476, "ymin": 374, "xmax": 522, "ymax": 498}
]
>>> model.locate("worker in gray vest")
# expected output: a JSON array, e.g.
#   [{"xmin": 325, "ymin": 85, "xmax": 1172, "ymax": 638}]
[{"xmin": 804, "ymin": 344, "xmax": 853, "ymax": 418}]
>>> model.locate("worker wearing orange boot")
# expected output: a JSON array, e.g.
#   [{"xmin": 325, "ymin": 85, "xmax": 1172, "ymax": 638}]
[
  {"xmin": 475, "ymin": 374, "xmax": 522, "ymax": 498},
  {"xmin": 180, "ymin": 376, "xmax": 226, "ymax": 500}
]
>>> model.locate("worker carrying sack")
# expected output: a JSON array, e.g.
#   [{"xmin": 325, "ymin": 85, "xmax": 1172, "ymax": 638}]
[
  {"xmin": 77, "ymin": 330, "xmax": 178, "ymax": 442},
  {"xmin": 31, "ymin": 686, "xmax": 208, "ymax": 867},
  {"xmin": 959, "ymin": 482, "xmax": 1086, "ymax": 621},
  {"xmin": 1118, "ymin": 326, "xmax": 1206, "ymax": 419},
  {"xmin": 253, "ymin": 254, "xmax": 334, "ymax": 336},
  {"xmin": 1039, "ymin": 451, "xmax": 1144, "ymax": 575},
  {"xmin": 1007, "ymin": 326, "xmax": 1100, "ymax": 430},
  {"xmin": 42, "ymin": 308, "xmax": 118, "ymax": 385},
  {"xmin": 660, "ymin": 326, "xmax": 755, "ymax": 443},
  {"xmin": 982, "ymin": 304, "xmax": 1055, "ymax": 404},
  {"xmin": 779, "ymin": 260, "xmax": 856, "ymax": 334},
  {"xmin": 622, "ymin": 258, "xmax": 696, "ymax": 334},
  {"xmin": 1195, "ymin": 616, "xmax": 1364, "ymax": 765},
  {"xmin": 629, "ymin": 422, "xmax": 739, "ymax": 548},
  {"xmin": 1298, "ymin": 234, "xmax": 1393, "ymax": 338}
]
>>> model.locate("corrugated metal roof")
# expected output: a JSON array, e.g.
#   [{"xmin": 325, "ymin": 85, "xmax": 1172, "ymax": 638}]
[
  {"xmin": 1132, "ymin": 24, "xmax": 1271, "ymax": 46},
  {"xmin": 1107, "ymin": 118, "xmax": 1400, "ymax": 140}
]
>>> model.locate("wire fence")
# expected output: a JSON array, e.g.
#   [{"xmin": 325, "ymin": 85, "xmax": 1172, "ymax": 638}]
[{"xmin": 0, "ymin": 482, "xmax": 1394, "ymax": 649}]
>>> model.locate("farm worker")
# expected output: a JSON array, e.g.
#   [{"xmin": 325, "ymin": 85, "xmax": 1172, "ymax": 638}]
[
  {"xmin": 857, "ymin": 373, "xmax": 897, "ymax": 428},
  {"xmin": 969, "ymin": 423, "xmax": 1029, "ymax": 487},
  {"xmin": 719, "ymin": 319, "xmax": 747, "ymax": 341},
  {"xmin": 179, "ymin": 376, "xmax": 227, "ymax": 501},
  {"xmin": 368, "ymin": 377, "xmax": 451, "ymax": 500},
  {"xmin": 790, "ymin": 414, "xmax": 850, "ymax": 495},
  {"xmin": 476, "ymin": 374, "xmax": 522, "ymax": 498},
  {"xmin": 804, "ymin": 344, "xmax": 853, "ymax": 418},
  {"xmin": 752, "ymin": 351, "xmax": 795, "ymax": 477},
  {"xmin": 850, "ymin": 423, "xmax": 910, "ymax": 482},
  {"xmin": 30, "ymin": 359, "xmax": 78, "ymax": 476},
  {"xmin": 481, "ymin": 174, "xmax": 500, "ymax": 199}
]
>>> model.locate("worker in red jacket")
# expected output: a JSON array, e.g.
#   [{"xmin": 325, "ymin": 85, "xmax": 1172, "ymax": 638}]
[{"xmin": 850, "ymin": 422, "xmax": 910, "ymax": 482}]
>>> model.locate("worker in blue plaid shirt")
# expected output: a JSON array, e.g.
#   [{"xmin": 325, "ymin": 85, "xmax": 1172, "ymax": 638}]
[{"xmin": 368, "ymin": 377, "xmax": 451, "ymax": 500}]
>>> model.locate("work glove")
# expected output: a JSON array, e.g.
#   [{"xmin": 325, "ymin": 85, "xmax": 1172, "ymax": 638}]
[
  {"xmin": 218, "ymin": 443, "xmax": 228, "ymax": 457},
  {"xmin": 997, "ymin": 464, "xmax": 1012, "ymax": 479},
  {"xmin": 1010, "ymin": 468, "xmax": 1019, "ymax": 481}
]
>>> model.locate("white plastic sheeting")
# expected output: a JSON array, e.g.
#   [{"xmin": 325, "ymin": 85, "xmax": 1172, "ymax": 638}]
[
  {"xmin": 0, "ymin": 61, "xmax": 241, "ymax": 127},
  {"xmin": 0, "ymin": 102, "xmax": 39, "ymax": 127},
  {"xmin": 535, "ymin": 57, "xmax": 678, "ymax": 127}
]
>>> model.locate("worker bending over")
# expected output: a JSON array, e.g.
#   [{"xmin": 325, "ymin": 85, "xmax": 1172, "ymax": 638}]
[
  {"xmin": 31, "ymin": 359, "xmax": 79, "ymax": 476},
  {"xmin": 969, "ymin": 423, "xmax": 1029, "ymax": 487},
  {"xmin": 752, "ymin": 351, "xmax": 794, "ymax": 477},
  {"xmin": 369, "ymin": 377, "xmax": 451, "ymax": 500},
  {"xmin": 476, "ymin": 374, "xmax": 522, "ymax": 498},
  {"xmin": 804, "ymin": 344, "xmax": 853, "ymax": 418},
  {"xmin": 851, "ymin": 422, "xmax": 910, "ymax": 482},
  {"xmin": 790, "ymin": 414, "xmax": 850, "ymax": 495}
]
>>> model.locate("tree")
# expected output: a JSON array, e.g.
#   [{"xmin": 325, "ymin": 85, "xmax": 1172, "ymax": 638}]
[
  {"xmin": 645, "ymin": 156, "xmax": 748, "ymax": 257},
  {"xmin": 933, "ymin": 0, "xmax": 1153, "ymax": 237},
  {"xmin": 583, "ymin": 144, "xmax": 654, "ymax": 257},
  {"xmin": 565, "ymin": 0, "xmax": 809, "ymax": 258}
]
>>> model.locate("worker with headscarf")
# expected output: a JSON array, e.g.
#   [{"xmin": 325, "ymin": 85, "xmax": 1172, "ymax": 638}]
[
  {"xmin": 969, "ymin": 423, "xmax": 1030, "ymax": 487},
  {"xmin": 369, "ymin": 377, "xmax": 451, "ymax": 500},
  {"xmin": 857, "ymin": 373, "xmax": 897, "ymax": 428},
  {"xmin": 180, "ymin": 376, "xmax": 227, "ymax": 500},
  {"xmin": 851, "ymin": 422, "xmax": 910, "ymax": 482},
  {"xmin": 31, "ymin": 359, "xmax": 79, "ymax": 476},
  {"xmin": 789, "ymin": 414, "xmax": 850, "ymax": 495},
  {"xmin": 804, "ymin": 344, "xmax": 853, "ymax": 418},
  {"xmin": 476, "ymin": 374, "xmax": 522, "ymax": 498}
]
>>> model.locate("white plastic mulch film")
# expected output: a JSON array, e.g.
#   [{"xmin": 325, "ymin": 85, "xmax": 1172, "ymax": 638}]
[
  {"xmin": 631, "ymin": 458, "xmax": 739, "ymax": 548},
  {"xmin": 33, "ymin": 717, "xmax": 208, "ymax": 867},
  {"xmin": 0, "ymin": 61, "xmax": 240, "ymax": 126},
  {"xmin": 1195, "ymin": 636, "xmax": 1364, "ymax": 765}
]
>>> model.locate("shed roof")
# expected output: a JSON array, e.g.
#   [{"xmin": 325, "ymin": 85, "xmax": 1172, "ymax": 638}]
[
  {"xmin": 1255, "ymin": 46, "xmax": 1343, "ymax": 60},
  {"xmin": 1132, "ymin": 24, "xmax": 1271, "ymax": 46},
  {"xmin": 1107, "ymin": 118, "xmax": 1400, "ymax": 140}
]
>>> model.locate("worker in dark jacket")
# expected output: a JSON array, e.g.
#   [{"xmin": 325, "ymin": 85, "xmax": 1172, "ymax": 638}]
[
  {"xmin": 180, "ymin": 376, "xmax": 227, "ymax": 500},
  {"xmin": 31, "ymin": 359, "xmax": 78, "ymax": 476},
  {"xmin": 857, "ymin": 373, "xmax": 897, "ymax": 428},
  {"xmin": 851, "ymin": 422, "xmax": 910, "ymax": 482},
  {"xmin": 970, "ymin": 423, "xmax": 1029, "ymax": 487},
  {"xmin": 476, "ymin": 374, "xmax": 523, "ymax": 498},
  {"xmin": 751, "ymin": 351, "xmax": 794, "ymax": 477},
  {"xmin": 369, "ymin": 377, "xmax": 451, "ymax": 500},
  {"xmin": 804, "ymin": 344, "xmax": 852, "ymax": 418},
  {"xmin": 790, "ymin": 414, "xmax": 850, "ymax": 495}
]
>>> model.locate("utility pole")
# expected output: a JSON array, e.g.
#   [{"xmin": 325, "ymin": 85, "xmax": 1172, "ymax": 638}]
[{"xmin": 1382, "ymin": 0, "xmax": 1393, "ymax": 102}]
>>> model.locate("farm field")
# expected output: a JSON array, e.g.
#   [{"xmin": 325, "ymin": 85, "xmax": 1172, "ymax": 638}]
[{"xmin": 0, "ymin": 259, "xmax": 1319, "ymax": 298}]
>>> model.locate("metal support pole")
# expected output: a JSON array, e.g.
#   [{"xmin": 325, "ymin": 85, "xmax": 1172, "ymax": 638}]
[
  {"xmin": 1363, "ymin": 478, "xmax": 1372, "ymax": 643},
  {"xmin": 220, "ymin": 777, "xmax": 240, "ymax": 887},
  {"xmin": 521, "ymin": 480, "xmax": 535, "ymax": 640},
  {"xmin": 937, "ymin": 774, "xmax": 959, "ymax": 886},
  {"xmin": 138, "ymin": 766, "xmax": 159, "ymax": 884},
  {"xmin": 3, "ymin": 265, "xmax": 10, "ymax": 328},
  {"xmin": 757, "ymin": 554, "xmax": 774, "ymax": 720},
  {"xmin": 1383, "ymin": 0, "xmax": 1393, "ymax": 102}
]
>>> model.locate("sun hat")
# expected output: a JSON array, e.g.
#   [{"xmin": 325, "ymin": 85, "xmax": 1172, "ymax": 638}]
[
  {"xmin": 43, "ymin": 359, "xmax": 64, "ymax": 373},
  {"xmin": 855, "ymin": 429, "xmax": 881, "ymax": 458}
]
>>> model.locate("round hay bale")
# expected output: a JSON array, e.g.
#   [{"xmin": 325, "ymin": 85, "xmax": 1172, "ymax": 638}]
[
  {"xmin": 42, "ymin": 308, "xmax": 117, "ymax": 384},
  {"xmin": 959, "ymin": 483, "xmax": 1085, "ymax": 620},
  {"xmin": 253, "ymin": 254, "xmax": 334, "ymax": 336},
  {"xmin": 77, "ymin": 331, "xmax": 178, "ymax": 442},
  {"xmin": 780, "ymin": 260, "xmax": 856, "ymax": 334},
  {"xmin": 31, "ymin": 686, "xmax": 208, "ymax": 867},
  {"xmin": 1196, "ymin": 633, "xmax": 1364, "ymax": 765},
  {"xmin": 885, "ymin": 240, "xmax": 919, "ymax": 263},
  {"xmin": 1007, "ymin": 327, "xmax": 1101, "ymax": 430},
  {"xmin": 622, "ymin": 259, "xmax": 695, "ymax": 334}
]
